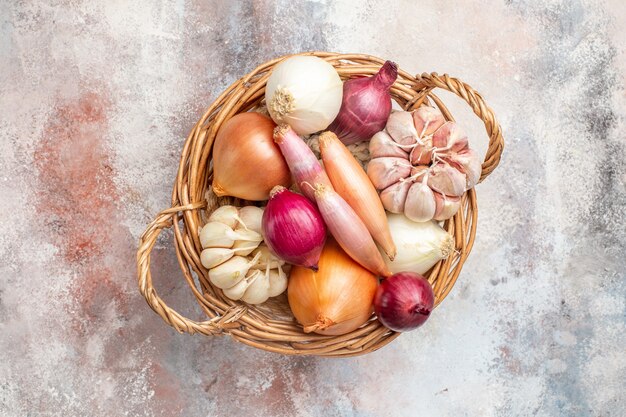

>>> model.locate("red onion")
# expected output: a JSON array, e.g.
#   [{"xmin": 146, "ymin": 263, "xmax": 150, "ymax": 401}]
[
  {"xmin": 262, "ymin": 186, "xmax": 326, "ymax": 270},
  {"xmin": 374, "ymin": 272, "xmax": 434, "ymax": 332},
  {"xmin": 329, "ymin": 61, "xmax": 398, "ymax": 145}
]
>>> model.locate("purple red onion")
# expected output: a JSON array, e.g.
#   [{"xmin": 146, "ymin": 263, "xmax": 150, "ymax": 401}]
[
  {"xmin": 262, "ymin": 186, "xmax": 326, "ymax": 270},
  {"xmin": 329, "ymin": 61, "xmax": 398, "ymax": 145},
  {"xmin": 374, "ymin": 272, "xmax": 435, "ymax": 332}
]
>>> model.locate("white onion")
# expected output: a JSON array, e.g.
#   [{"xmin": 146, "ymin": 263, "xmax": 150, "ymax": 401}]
[
  {"xmin": 266, "ymin": 56, "xmax": 343, "ymax": 135},
  {"xmin": 382, "ymin": 214, "xmax": 454, "ymax": 274}
]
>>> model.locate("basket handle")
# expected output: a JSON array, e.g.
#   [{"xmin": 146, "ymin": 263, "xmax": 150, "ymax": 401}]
[
  {"xmin": 414, "ymin": 72, "xmax": 504, "ymax": 183},
  {"xmin": 137, "ymin": 203, "xmax": 244, "ymax": 335}
]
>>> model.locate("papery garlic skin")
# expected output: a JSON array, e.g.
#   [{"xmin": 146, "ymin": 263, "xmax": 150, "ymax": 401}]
[
  {"xmin": 201, "ymin": 247, "xmax": 236, "ymax": 269},
  {"xmin": 386, "ymin": 111, "xmax": 418, "ymax": 145},
  {"xmin": 266, "ymin": 56, "xmax": 343, "ymax": 135},
  {"xmin": 369, "ymin": 131, "xmax": 409, "ymax": 159},
  {"xmin": 446, "ymin": 149, "xmax": 482, "ymax": 189},
  {"xmin": 241, "ymin": 270, "xmax": 271, "ymax": 304},
  {"xmin": 409, "ymin": 138, "xmax": 434, "ymax": 165},
  {"xmin": 380, "ymin": 179, "xmax": 412, "ymax": 213},
  {"xmin": 209, "ymin": 206, "xmax": 242, "ymax": 229},
  {"xmin": 231, "ymin": 239, "xmax": 262, "ymax": 256},
  {"xmin": 404, "ymin": 179, "xmax": 437, "ymax": 222},
  {"xmin": 237, "ymin": 206, "xmax": 264, "ymax": 234},
  {"xmin": 413, "ymin": 106, "xmax": 446, "ymax": 137},
  {"xmin": 367, "ymin": 157, "xmax": 412, "ymax": 190},
  {"xmin": 427, "ymin": 164, "xmax": 467, "ymax": 197},
  {"xmin": 199, "ymin": 222, "xmax": 236, "ymax": 248},
  {"xmin": 208, "ymin": 255, "xmax": 259, "ymax": 289},
  {"xmin": 432, "ymin": 122, "xmax": 468, "ymax": 153},
  {"xmin": 268, "ymin": 267, "xmax": 288, "ymax": 297},
  {"xmin": 222, "ymin": 271, "xmax": 257, "ymax": 301},
  {"xmin": 433, "ymin": 192, "xmax": 461, "ymax": 221},
  {"xmin": 251, "ymin": 244, "xmax": 285, "ymax": 270}
]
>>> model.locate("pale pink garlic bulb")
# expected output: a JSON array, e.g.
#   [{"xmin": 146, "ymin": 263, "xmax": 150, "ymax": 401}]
[{"xmin": 368, "ymin": 105, "xmax": 480, "ymax": 223}]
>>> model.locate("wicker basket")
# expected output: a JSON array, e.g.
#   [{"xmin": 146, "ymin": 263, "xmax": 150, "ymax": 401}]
[{"xmin": 137, "ymin": 52, "xmax": 504, "ymax": 357}]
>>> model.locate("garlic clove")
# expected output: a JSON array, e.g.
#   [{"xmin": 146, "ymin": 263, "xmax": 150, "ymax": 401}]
[
  {"xmin": 432, "ymin": 122, "xmax": 468, "ymax": 154},
  {"xmin": 208, "ymin": 256, "xmax": 252, "ymax": 289},
  {"xmin": 208, "ymin": 205, "xmax": 242, "ymax": 229},
  {"xmin": 200, "ymin": 247, "xmax": 235, "ymax": 269},
  {"xmin": 231, "ymin": 239, "xmax": 262, "ymax": 256},
  {"xmin": 386, "ymin": 111, "xmax": 418, "ymax": 145},
  {"xmin": 222, "ymin": 270, "xmax": 258, "ymax": 301},
  {"xmin": 445, "ymin": 149, "xmax": 482, "ymax": 189},
  {"xmin": 427, "ymin": 163, "xmax": 467, "ymax": 197},
  {"xmin": 433, "ymin": 192, "xmax": 461, "ymax": 221},
  {"xmin": 232, "ymin": 228, "xmax": 263, "ymax": 243},
  {"xmin": 267, "ymin": 266, "xmax": 288, "ymax": 297},
  {"xmin": 366, "ymin": 157, "xmax": 412, "ymax": 190},
  {"xmin": 409, "ymin": 137, "xmax": 434, "ymax": 165},
  {"xmin": 369, "ymin": 131, "xmax": 409, "ymax": 159},
  {"xmin": 199, "ymin": 221, "xmax": 236, "ymax": 249},
  {"xmin": 236, "ymin": 206, "xmax": 264, "ymax": 234},
  {"xmin": 379, "ymin": 179, "xmax": 412, "ymax": 213},
  {"xmin": 413, "ymin": 106, "xmax": 446, "ymax": 138},
  {"xmin": 241, "ymin": 269, "xmax": 271, "ymax": 304},
  {"xmin": 404, "ymin": 180, "xmax": 437, "ymax": 222},
  {"xmin": 251, "ymin": 244, "xmax": 285, "ymax": 269}
]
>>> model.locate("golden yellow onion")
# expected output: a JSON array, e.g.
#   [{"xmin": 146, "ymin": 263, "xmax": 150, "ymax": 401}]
[
  {"xmin": 212, "ymin": 112, "xmax": 291, "ymax": 201},
  {"xmin": 288, "ymin": 239, "xmax": 378, "ymax": 335}
]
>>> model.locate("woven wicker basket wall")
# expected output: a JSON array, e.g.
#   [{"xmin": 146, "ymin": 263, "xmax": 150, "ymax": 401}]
[{"xmin": 137, "ymin": 52, "xmax": 504, "ymax": 357}]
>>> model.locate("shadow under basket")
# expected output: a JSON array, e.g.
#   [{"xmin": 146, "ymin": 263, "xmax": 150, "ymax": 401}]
[{"xmin": 137, "ymin": 52, "xmax": 504, "ymax": 357}]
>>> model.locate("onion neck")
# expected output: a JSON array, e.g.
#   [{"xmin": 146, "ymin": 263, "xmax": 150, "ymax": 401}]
[
  {"xmin": 303, "ymin": 314, "xmax": 335, "ymax": 333},
  {"xmin": 212, "ymin": 181, "xmax": 227, "ymax": 197},
  {"xmin": 374, "ymin": 61, "xmax": 398, "ymax": 90}
]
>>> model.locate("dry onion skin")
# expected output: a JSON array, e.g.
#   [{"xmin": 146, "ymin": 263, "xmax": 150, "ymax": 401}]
[
  {"xmin": 212, "ymin": 112, "xmax": 291, "ymax": 201},
  {"xmin": 288, "ymin": 239, "xmax": 378, "ymax": 336}
]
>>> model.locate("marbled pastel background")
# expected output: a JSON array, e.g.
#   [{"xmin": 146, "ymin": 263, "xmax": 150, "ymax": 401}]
[{"xmin": 1, "ymin": 1, "xmax": 625, "ymax": 416}]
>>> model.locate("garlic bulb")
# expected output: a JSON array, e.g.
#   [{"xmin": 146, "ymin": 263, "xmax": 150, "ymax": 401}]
[
  {"xmin": 198, "ymin": 205, "xmax": 289, "ymax": 304},
  {"xmin": 266, "ymin": 56, "xmax": 343, "ymax": 135},
  {"xmin": 209, "ymin": 254, "xmax": 260, "ymax": 289},
  {"xmin": 367, "ymin": 106, "xmax": 482, "ymax": 222}
]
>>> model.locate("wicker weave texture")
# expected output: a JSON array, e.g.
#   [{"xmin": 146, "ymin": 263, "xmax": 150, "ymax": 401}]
[{"xmin": 137, "ymin": 52, "xmax": 504, "ymax": 357}]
